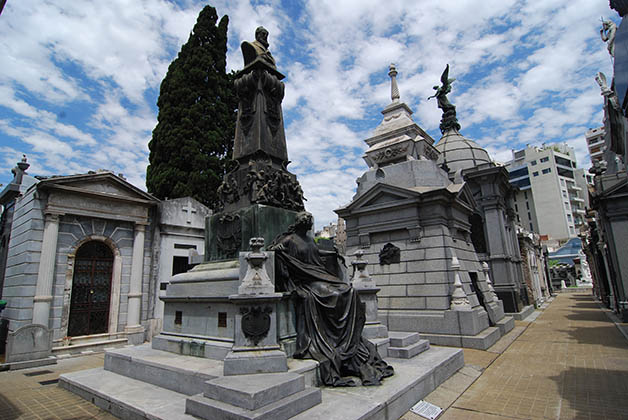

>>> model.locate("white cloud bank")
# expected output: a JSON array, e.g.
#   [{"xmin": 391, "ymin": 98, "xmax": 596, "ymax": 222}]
[{"xmin": 0, "ymin": 0, "xmax": 615, "ymax": 228}]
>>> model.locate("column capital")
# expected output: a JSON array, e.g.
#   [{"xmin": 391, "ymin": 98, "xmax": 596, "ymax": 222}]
[
  {"xmin": 44, "ymin": 212, "xmax": 62, "ymax": 223},
  {"xmin": 134, "ymin": 223, "xmax": 148, "ymax": 232}
]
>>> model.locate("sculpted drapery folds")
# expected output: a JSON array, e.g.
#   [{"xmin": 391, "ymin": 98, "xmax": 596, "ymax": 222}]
[{"xmin": 269, "ymin": 212, "xmax": 394, "ymax": 387}]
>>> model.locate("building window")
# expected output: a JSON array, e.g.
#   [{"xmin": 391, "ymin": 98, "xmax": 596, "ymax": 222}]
[
  {"xmin": 528, "ymin": 211, "xmax": 532, "ymax": 220},
  {"xmin": 515, "ymin": 203, "xmax": 519, "ymax": 212},
  {"xmin": 542, "ymin": 168, "xmax": 551, "ymax": 174},
  {"xmin": 524, "ymin": 192, "xmax": 528, "ymax": 199},
  {"xmin": 540, "ymin": 157, "xmax": 549, "ymax": 162},
  {"xmin": 509, "ymin": 166, "xmax": 529, "ymax": 179},
  {"xmin": 567, "ymin": 214, "xmax": 572, "ymax": 221},
  {"xmin": 561, "ymin": 179, "xmax": 565, "ymax": 185},
  {"xmin": 533, "ymin": 171, "xmax": 539, "ymax": 177},
  {"xmin": 530, "ymin": 222, "xmax": 534, "ymax": 231},
  {"xmin": 531, "ymin": 160, "xmax": 537, "ymax": 166},
  {"xmin": 564, "ymin": 202, "xmax": 569, "ymax": 208},
  {"xmin": 526, "ymin": 202, "xmax": 530, "ymax": 210},
  {"xmin": 562, "ymin": 191, "xmax": 567, "ymax": 198},
  {"xmin": 557, "ymin": 167, "xmax": 574, "ymax": 179}
]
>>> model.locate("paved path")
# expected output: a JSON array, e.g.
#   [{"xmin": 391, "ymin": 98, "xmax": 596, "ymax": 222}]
[
  {"xmin": 404, "ymin": 293, "xmax": 628, "ymax": 420},
  {"xmin": 1, "ymin": 293, "xmax": 626, "ymax": 420}
]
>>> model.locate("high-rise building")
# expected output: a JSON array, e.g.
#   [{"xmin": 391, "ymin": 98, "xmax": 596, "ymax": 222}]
[
  {"xmin": 585, "ymin": 127, "xmax": 606, "ymax": 164},
  {"xmin": 505, "ymin": 144, "xmax": 587, "ymax": 241}
]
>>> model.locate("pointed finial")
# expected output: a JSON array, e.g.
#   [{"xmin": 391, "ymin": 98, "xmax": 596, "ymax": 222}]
[{"xmin": 388, "ymin": 63, "xmax": 400, "ymax": 103}]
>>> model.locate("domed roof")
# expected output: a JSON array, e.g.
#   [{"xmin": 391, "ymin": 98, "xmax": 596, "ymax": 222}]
[{"xmin": 435, "ymin": 128, "xmax": 492, "ymax": 172}]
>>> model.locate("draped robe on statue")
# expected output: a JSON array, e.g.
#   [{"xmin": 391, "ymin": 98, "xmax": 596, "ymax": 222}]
[{"xmin": 271, "ymin": 228, "xmax": 393, "ymax": 386}]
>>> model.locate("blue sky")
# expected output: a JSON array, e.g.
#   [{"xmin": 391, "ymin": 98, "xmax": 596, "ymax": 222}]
[{"xmin": 0, "ymin": 0, "xmax": 616, "ymax": 228}]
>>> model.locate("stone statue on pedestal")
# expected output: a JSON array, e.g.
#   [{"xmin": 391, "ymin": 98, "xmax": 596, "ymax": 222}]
[{"xmin": 208, "ymin": 27, "xmax": 306, "ymax": 260}]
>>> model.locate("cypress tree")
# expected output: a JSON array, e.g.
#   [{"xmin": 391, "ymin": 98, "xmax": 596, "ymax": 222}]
[{"xmin": 146, "ymin": 5, "xmax": 237, "ymax": 209}]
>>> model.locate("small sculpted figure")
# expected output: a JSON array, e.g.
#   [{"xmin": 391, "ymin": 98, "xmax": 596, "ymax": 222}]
[
  {"xmin": 601, "ymin": 19, "xmax": 617, "ymax": 57},
  {"xmin": 428, "ymin": 64, "xmax": 456, "ymax": 113},
  {"xmin": 241, "ymin": 26, "xmax": 276, "ymax": 69},
  {"xmin": 270, "ymin": 212, "xmax": 394, "ymax": 386}
]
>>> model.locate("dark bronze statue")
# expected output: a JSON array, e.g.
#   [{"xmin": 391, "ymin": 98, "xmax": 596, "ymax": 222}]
[
  {"xmin": 241, "ymin": 26, "xmax": 277, "ymax": 69},
  {"xmin": 270, "ymin": 212, "xmax": 394, "ymax": 386},
  {"xmin": 428, "ymin": 64, "xmax": 461, "ymax": 133}
]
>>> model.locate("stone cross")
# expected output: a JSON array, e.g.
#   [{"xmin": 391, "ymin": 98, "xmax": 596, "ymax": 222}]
[{"xmin": 182, "ymin": 200, "xmax": 197, "ymax": 224}]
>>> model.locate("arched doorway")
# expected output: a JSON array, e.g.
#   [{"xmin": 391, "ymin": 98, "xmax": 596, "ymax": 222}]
[{"xmin": 68, "ymin": 241, "xmax": 113, "ymax": 337}]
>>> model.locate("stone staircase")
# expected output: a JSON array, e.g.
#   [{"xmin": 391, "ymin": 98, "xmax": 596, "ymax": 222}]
[
  {"xmin": 60, "ymin": 340, "xmax": 464, "ymax": 420},
  {"xmin": 387, "ymin": 332, "xmax": 430, "ymax": 359},
  {"xmin": 52, "ymin": 332, "xmax": 128, "ymax": 356},
  {"xmin": 187, "ymin": 372, "xmax": 321, "ymax": 420}
]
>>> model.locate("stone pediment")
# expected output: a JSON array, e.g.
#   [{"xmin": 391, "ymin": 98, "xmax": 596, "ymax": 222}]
[
  {"xmin": 336, "ymin": 183, "xmax": 419, "ymax": 215},
  {"xmin": 39, "ymin": 172, "xmax": 158, "ymax": 204},
  {"xmin": 452, "ymin": 183, "xmax": 476, "ymax": 210}
]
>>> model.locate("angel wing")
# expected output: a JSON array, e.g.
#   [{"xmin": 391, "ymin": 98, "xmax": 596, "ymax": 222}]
[{"xmin": 440, "ymin": 64, "xmax": 450, "ymax": 85}]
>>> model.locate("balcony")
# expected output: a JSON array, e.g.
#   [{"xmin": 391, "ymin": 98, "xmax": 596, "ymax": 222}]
[{"xmin": 567, "ymin": 183, "xmax": 581, "ymax": 191}]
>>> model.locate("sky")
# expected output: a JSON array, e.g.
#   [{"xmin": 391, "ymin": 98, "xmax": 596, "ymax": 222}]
[{"xmin": 0, "ymin": 0, "xmax": 617, "ymax": 228}]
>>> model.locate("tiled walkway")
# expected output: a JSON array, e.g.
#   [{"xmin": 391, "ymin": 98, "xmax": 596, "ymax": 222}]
[
  {"xmin": 407, "ymin": 293, "xmax": 628, "ymax": 420},
  {"xmin": 0, "ymin": 293, "xmax": 626, "ymax": 419},
  {"xmin": 0, "ymin": 354, "xmax": 116, "ymax": 420}
]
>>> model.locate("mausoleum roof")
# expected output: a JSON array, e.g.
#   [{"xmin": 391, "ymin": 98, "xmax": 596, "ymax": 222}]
[{"xmin": 435, "ymin": 128, "xmax": 492, "ymax": 173}]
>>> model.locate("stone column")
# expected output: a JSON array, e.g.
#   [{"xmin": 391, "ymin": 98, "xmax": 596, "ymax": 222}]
[
  {"xmin": 32, "ymin": 213, "xmax": 61, "ymax": 326},
  {"xmin": 125, "ymin": 223, "xmax": 146, "ymax": 343}
]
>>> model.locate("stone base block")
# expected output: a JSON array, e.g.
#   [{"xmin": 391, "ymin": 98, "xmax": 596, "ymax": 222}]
[
  {"xmin": 495, "ymin": 316, "xmax": 515, "ymax": 336},
  {"xmin": 388, "ymin": 331, "xmax": 421, "ymax": 347},
  {"xmin": 152, "ymin": 333, "xmax": 232, "ymax": 360},
  {"xmin": 506, "ymin": 304, "xmax": 535, "ymax": 320},
  {"xmin": 367, "ymin": 337, "xmax": 390, "ymax": 358},
  {"xmin": 203, "ymin": 372, "xmax": 305, "ymax": 410},
  {"xmin": 388, "ymin": 339, "xmax": 429, "ymax": 359},
  {"xmin": 104, "ymin": 344, "xmax": 222, "ymax": 395},
  {"xmin": 187, "ymin": 386, "xmax": 321, "ymax": 420},
  {"xmin": 0, "ymin": 356, "xmax": 57, "ymax": 371},
  {"xmin": 223, "ymin": 349, "xmax": 288, "ymax": 376},
  {"xmin": 362, "ymin": 323, "xmax": 389, "ymax": 339},
  {"xmin": 421, "ymin": 326, "xmax": 501, "ymax": 350}
]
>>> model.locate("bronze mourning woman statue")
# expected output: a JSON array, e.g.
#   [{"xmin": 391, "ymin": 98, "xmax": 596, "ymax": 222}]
[{"xmin": 270, "ymin": 212, "xmax": 394, "ymax": 386}]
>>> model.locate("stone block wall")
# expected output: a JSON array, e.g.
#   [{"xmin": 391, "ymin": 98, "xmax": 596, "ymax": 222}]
[{"xmin": 2, "ymin": 188, "xmax": 45, "ymax": 332}]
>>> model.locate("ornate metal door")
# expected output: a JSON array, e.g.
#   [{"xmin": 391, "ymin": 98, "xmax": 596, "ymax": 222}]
[{"xmin": 68, "ymin": 241, "xmax": 113, "ymax": 337}]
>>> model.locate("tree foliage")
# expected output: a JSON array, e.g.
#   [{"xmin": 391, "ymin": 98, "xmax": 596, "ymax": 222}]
[{"xmin": 147, "ymin": 5, "xmax": 237, "ymax": 210}]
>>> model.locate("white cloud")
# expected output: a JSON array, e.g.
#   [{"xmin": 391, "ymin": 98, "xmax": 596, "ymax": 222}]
[{"xmin": 0, "ymin": 0, "xmax": 618, "ymax": 230}]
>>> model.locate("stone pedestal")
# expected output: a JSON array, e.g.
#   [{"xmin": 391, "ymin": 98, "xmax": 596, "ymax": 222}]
[
  {"xmin": 225, "ymin": 293, "xmax": 287, "ymax": 375},
  {"xmin": 352, "ymin": 251, "xmax": 389, "ymax": 341},
  {"xmin": 223, "ymin": 238, "xmax": 288, "ymax": 376}
]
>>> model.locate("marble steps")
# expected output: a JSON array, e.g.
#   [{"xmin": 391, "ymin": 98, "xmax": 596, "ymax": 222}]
[
  {"xmin": 367, "ymin": 337, "xmax": 390, "ymax": 358},
  {"xmin": 59, "ymin": 367, "xmax": 197, "ymax": 420},
  {"xmin": 187, "ymin": 372, "xmax": 322, "ymax": 420},
  {"xmin": 421, "ymin": 326, "xmax": 501, "ymax": 350},
  {"xmin": 506, "ymin": 304, "xmax": 535, "ymax": 321},
  {"xmin": 495, "ymin": 315, "xmax": 515, "ymax": 335},
  {"xmin": 104, "ymin": 344, "xmax": 224, "ymax": 395},
  {"xmin": 387, "ymin": 332, "xmax": 429, "ymax": 359},
  {"xmin": 60, "ymin": 345, "xmax": 464, "ymax": 420},
  {"xmin": 52, "ymin": 333, "xmax": 128, "ymax": 356}
]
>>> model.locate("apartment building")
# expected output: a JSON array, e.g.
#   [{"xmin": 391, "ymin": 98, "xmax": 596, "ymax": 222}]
[
  {"xmin": 505, "ymin": 144, "xmax": 587, "ymax": 241},
  {"xmin": 585, "ymin": 127, "xmax": 606, "ymax": 165}
]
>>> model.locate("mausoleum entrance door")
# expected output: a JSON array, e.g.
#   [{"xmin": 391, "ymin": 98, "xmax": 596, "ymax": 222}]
[{"xmin": 68, "ymin": 241, "xmax": 114, "ymax": 337}]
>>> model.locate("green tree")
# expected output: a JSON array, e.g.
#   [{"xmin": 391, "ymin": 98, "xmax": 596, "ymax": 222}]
[{"xmin": 147, "ymin": 5, "xmax": 237, "ymax": 210}]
